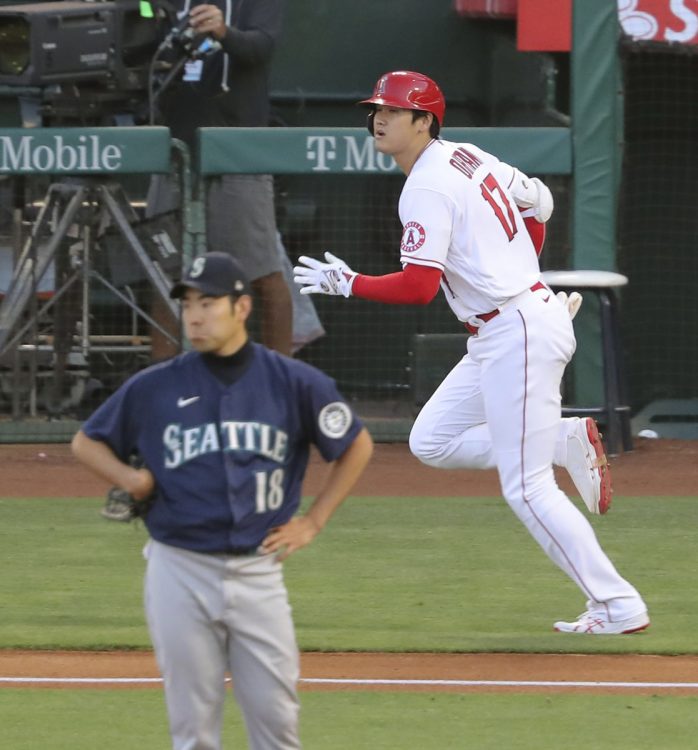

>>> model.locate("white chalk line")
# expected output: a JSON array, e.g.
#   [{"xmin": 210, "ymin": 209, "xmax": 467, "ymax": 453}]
[{"xmin": 1, "ymin": 676, "xmax": 698, "ymax": 689}]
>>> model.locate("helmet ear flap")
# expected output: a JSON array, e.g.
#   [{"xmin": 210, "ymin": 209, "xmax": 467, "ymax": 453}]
[{"xmin": 366, "ymin": 110, "xmax": 375, "ymax": 135}]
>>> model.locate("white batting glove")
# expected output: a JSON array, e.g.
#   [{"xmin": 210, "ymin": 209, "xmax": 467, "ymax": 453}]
[
  {"xmin": 293, "ymin": 252, "xmax": 357, "ymax": 297},
  {"xmin": 556, "ymin": 291, "xmax": 583, "ymax": 320}
]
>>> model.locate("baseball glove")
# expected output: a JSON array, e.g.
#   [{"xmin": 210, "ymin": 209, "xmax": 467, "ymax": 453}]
[
  {"xmin": 101, "ymin": 486, "xmax": 155, "ymax": 522},
  {"xmin": 101, "ymin": 455, "xmax": 155, "ymax": 523}
]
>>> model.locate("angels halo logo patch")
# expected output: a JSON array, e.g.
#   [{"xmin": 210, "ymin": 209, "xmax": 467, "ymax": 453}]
[
  {"xmin": 318, "ymin": 402, "xmax": 352, "ymax": 439},
  {"xmin": 400, "ymin": 221, "xmax": 426, "ymax": 253}
]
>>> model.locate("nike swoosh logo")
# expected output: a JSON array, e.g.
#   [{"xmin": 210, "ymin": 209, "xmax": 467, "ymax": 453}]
[
  {"xmin": 543, "ymin": 295, "xmax": 550, "ymax": 303},
  {"xmin": 177, "ymin": 396, "xmax": 200, "ymax": 408}
]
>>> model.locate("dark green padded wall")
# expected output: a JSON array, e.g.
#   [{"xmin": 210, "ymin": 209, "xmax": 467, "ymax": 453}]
[{"xmin": 271, "ymin": 0, "xmax": 489, "ymax": 116}]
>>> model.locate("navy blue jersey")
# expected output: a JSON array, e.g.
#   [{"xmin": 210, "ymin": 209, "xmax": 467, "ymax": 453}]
[{"xmin": 82, "ymin": 344, "xmax": 363, "ymax": 552}]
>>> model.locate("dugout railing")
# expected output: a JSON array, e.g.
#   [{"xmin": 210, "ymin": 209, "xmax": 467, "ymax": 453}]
[{"xmin": 0, "ymin": 125, "xmax": 570, "ymax": 442}]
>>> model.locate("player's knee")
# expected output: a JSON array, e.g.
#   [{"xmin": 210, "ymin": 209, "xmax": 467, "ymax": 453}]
[
  {"xmin": 409, "ymin": 427, "xmax": 444, "ymax": 467},
  {"xmin": 261, "ymin": 710, "xmax": 299, "ymax": 747},
  {"xmin": 242, "ymin": 692, "xmax": 299, "ymax": 745}
]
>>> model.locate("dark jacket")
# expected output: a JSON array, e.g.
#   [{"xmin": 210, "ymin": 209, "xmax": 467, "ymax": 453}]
[{"xmin": 158, "ymin": 0, "xmax": 285, "ymax": 148}]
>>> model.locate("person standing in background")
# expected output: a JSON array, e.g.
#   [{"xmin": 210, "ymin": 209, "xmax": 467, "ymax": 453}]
[{"xmin": 150, "ymin": 0, "xmax": 292, "ymax": 358}]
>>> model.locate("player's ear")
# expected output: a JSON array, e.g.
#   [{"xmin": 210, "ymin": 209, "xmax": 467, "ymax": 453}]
[
  {"xmin": 232, "ymin": 293, "xmax": 253, "ymax": 322},
  {"xmin": 420, "ymin": 112, "xmax": 433, "ymax": 134},
  {"xmin": 366, "ymin": 110, "xmax": 375, "ymax": 135}
]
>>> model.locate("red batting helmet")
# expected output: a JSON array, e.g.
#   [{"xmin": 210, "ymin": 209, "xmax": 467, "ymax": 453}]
[{"xmin": 359, "ymin": 71, "xmax": 446, "ymax": 126}]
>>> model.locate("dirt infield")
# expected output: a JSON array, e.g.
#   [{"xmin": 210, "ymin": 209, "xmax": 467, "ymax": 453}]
[
  {"xmin": 1, "ymin": 437, "xmax": 697, "ymax": 693},
  {"xmin": 2, "ymin": 435, "xmax": 697, "ymax": 498},
  {"xmin": 1, "ymin": 650, "xmax": 698, "ymax": 694}
]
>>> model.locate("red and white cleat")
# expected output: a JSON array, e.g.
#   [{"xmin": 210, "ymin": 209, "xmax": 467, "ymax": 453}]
[
  {"xmin": 554, "ymin": 609, "xmax": 650, "ymax": 635},
  {"xmin": 566, "ymin": 417, "xmax": 612, "ymax": 515}
]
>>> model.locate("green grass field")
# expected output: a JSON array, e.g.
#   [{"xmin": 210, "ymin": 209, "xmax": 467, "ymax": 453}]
[
  {"xmin": 1, "ymin": 493, "xmax": 696, "ymax": 749},
  {"xmin": 1, "ymin": 689, "xmax": 697, "ymax": 750},
  {"xmin": 0, "ymin": 495, "xmax": 694, "ymax": 652}
]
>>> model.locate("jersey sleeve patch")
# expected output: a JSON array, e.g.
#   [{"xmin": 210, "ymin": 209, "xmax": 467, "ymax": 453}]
[
  {"xmin": 400, "ymin": 221, "xmax": 426, "ymax": 253},
  {"xmin": 318, "ymin": 402, "xmax": 353, "ymax": 439}
]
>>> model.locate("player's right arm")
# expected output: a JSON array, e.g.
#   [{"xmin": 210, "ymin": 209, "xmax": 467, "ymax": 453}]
[
  {"xmin": 293, "ymin": 186, "xmax": 451, "ymax": 304},
  {"xmin": 71, "ymin": 430, "xmax": 155, "ymax": 501},
  {"xmin": 352, "ymin": 263, "xmax": 442, "ymax": 304},
  {"xmin": 293, "ymin": 251, "xmax": 442, "ymax": 304}
]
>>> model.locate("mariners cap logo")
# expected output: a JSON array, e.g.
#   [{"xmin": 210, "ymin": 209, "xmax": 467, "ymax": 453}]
[
  {"xmin": 170, "ymin": 252, "xmax": 251, "ymax": 299},
  {"xmin": 318, "ymin": 402, "xmax": 352, "ymax": 439},
  {"xmin": 190, "ymin": 257, "xmax": 206, "ymax": 278}
]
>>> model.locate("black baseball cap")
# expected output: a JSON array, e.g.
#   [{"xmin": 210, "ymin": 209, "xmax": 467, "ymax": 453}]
[{"xmin": 170, "ymin": 252, "xmax": 251, "ymax": 299}]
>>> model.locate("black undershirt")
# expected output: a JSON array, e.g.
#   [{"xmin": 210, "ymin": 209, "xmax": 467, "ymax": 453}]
[{"xmin": 201, "ymin": 340, "xmax": 255, "ymax": 386}]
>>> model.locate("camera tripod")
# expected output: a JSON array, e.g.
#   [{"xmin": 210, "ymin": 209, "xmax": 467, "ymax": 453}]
[{"xmin": 0, "ymin": 177, "xmax": 181, "ymax": 417}]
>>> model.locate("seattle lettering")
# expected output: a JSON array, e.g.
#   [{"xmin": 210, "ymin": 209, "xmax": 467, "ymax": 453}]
[{"xmin": 163, "ymin": 421, "xmax": 289, "ymax": 468}]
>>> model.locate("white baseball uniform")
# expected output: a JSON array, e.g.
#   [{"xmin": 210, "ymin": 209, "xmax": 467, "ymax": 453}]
[{"xmin": 405, "ymin": 140, "xmax": 646, "ymax": 622}]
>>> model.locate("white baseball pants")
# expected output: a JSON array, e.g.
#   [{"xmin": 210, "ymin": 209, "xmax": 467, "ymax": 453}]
[
  {"xmin": 409, "ymin": 287, "xmax": 646, "ymax": 621},
  {"xmin": 144, "ymin": 539, "xmax": 301, "ymax": 750}
]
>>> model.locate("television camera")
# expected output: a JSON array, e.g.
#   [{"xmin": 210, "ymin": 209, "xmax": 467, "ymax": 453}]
[{"xmin": 0, "ymin": 0, "xmax": 219, "ymax": 125}]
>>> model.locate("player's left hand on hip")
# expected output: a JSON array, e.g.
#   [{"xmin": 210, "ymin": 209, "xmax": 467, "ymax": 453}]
[
  {"xmin": 556, "ymin": 290, "xmax": 583, "ymax": 320},
  {"xmin": 260, "ymin": 516, "xmax": 321, "ymax": 561},
  {"xmin": 293, "ymin": 252, "xmax": 357, "ymax": 297}
]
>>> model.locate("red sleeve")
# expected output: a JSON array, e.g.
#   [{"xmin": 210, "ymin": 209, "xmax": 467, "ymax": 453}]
[
  {"xmin": 352, "ymin": 263, "xmax": 442, "ymax": 305},
  {"xmin": 522, "ymin": 214, "xmax": 546, "ymax": 257}
]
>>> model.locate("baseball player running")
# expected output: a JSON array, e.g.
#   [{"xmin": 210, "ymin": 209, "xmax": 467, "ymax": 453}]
[
  {"xmin": 72, "ymin": 252, "xmax": 373, "ymax": 750},
  {"xmin": 294, "ymin": 71, "xmax": 649, "ymax": 635}
]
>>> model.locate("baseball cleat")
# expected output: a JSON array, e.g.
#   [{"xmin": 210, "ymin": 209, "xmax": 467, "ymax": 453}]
[
  {"xmin": 554, "ymin": 610, "xmax": 650, "ymax": 635},
  {"xmin": 565, "ymin": 417, "xmax": 612, "ymax": 515}
]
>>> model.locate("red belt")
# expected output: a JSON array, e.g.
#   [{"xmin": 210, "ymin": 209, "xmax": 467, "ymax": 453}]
[{"xmin": 465, "ymin": 281, "xmax": 546, "ymax": 335}]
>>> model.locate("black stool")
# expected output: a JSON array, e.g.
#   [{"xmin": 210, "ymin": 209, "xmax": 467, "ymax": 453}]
[{"xmin": 541, "ymin": 270, "xmax": 633, "ymax": 456}]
